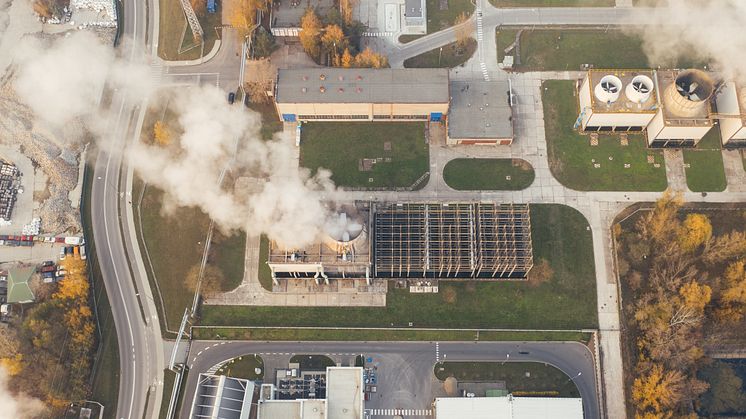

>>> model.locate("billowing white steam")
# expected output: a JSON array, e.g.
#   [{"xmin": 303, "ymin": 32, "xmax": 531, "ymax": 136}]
[
  {"xmin": 6, "ymin": 27, "xmax": 336, "ymax": 248},
  {"xmin": 631, "ymin": 0, "xmax": 746, "ymax": 82},
  {"xmin": 0, "ymin": 366, "xmax": 46, "ymax": 419},
  {"xmin": 129, "ymin": 87, "xmax": 336, "ymax": 247}
]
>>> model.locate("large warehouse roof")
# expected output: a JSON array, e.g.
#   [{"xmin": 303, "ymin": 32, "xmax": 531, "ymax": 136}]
[
  {"xmin": 434, "ymin": 396, "xmax": 583, "ymax": 419},
  {"xmin": 275, "ymin": 69, "xmax": 449, "ymax": 104}
]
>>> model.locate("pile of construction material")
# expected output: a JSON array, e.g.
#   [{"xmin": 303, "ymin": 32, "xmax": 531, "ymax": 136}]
[
  {"xmin": 70, "ymin": 0, "xmax": 117, "ymax": 28},
  {"xmin": 0, "ymin": 162, "xmax": 21, "ymax": 223},
  {"xmin": 21, "ymin": 218, "xmax": 41, "ymax": 235}
]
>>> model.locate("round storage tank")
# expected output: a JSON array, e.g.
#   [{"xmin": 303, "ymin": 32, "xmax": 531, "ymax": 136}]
[
  {"xmin": 663, "ymin": 69, "xmax": 714, "ymax": 117},
  {"xmin": 594, "ymin": 75, "xmax": 623, "ymax": 104},
  {"xmin": 625, "ymin": 75, "xmax": 654, "ymax": 104}
]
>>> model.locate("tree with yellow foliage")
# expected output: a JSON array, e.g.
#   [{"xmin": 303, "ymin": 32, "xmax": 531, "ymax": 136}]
[
  {"xmin": 636, "ymin": 190, "xmax": 683, "ymax": 244},
  {"xmin": 632, "ymin": 364, "xmax": 685, "ymax": 414},
  {"xmin": 339, "ymin": 0, "xmax": 356, "ymax": 25},
  {"xmin": 678, "ymin": 280, "xmax": 711, "ymax": 312},
  {"xmin": 153, "ymin": 120, "xmax": 172, "ymax": 146},
  {"xmin": 355, "ymin": 47, "xmax": 388, "ymax": 68},
  {"xmin": 341, "ymin": 48, "xmax": 354, "ymax": 68},
  {"xmin": 677, "ymin": 213, "xmax": 712, "ymax": 253},
  {"xmin": 228, "ymin": 0, "xmax": 270, "ymax": 37},
  {"xmin": 321, "ymin": 24, "xmax": 347, "ymax": 62},
  {"xmin": 299, "ymin": 9, "xmax": 323, "ymax": 60},
  {"xmin": 0, "ymin": 354, "xmax": 24, "ymax": 376}
]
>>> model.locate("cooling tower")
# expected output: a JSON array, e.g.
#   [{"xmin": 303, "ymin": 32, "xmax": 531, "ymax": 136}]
[{"xmin": 663, "ymin": 69, "xmax": 714, "ymax": 117}]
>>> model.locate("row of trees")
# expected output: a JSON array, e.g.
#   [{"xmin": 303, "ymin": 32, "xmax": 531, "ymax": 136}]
[
  {"xmin": 616, "ymin": 192, "xmax": 746, "ymax": 418},
  {"xmin": 299, "ymin": 8, "xmax": 387, "ymax": 68},
  {"xmin": 0, "ymin": 258, "xmax": 96, "ymax": 414}
]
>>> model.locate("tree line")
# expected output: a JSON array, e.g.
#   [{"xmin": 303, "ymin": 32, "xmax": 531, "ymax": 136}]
[{"xmin": 616, "ymin": 192, "xmax": 746, "ymax": 418}]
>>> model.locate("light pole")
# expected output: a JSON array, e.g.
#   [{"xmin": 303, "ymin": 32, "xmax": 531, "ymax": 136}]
[
  {"xmin": 503, "ymin": 353, "xmax": 509, "ymax": 365},
  {"xmin": 567, "ymin": 372, "xmax": 582, "ymax": 383},
  {"xmin": 438, "ymin": 47, "xmax": 443, "ymax": 66}
]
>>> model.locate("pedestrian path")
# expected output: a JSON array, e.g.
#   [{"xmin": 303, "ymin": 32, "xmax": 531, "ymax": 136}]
[{"xmin": 366, "ymin": 408, "xmax": 432, "ymax": 417}]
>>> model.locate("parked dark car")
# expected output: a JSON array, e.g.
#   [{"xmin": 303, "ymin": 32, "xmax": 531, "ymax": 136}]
[{"xmin": 228, "ymin": 92, "xmax": 236, "ymax": 104}]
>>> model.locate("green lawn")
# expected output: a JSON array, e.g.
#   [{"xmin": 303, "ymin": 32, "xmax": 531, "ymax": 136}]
[
  {"xmin": 247, "ymin": 102, "xmax": 283, "ymax": 141},
  {"xmin": 404, "ymin": 39, "xmax": 477, "ymax": 68},
  {"xmin": 683, "ymin": 129, "xmax": 727, "ymax": 192},
  {"xmin": 427, "ymin": 0, "xmax": 475, "ymax": 33},
  {"xmin": 258, "ymin": 235, "xmax": 273, "ymax": 291},
  {"xmin": 497, "ymin": 29, "xmax": 708, "ymax": 71},
  {"xmin": 193, "ymin": 328, "xmax": 593, "ymax": 342},
  {"xmin": 159, "ymin": 370, "xmax": 177, "ymax": 419},
  {"xmin": 290, "ymin": 355, "xmax": 336, "ymax": 370},
  {"xmin": 443, "ymin": 158, "xmax": 535, "ymax": 190},
  {"xmin": 491, "ymin": 0, "xmax": 613, "ymax": 6},
  {"xmin": 399, "ymin": 35, "xmax": 422, "ymax": 44},
  {"xmin": 209, "ymin": 231, "xmax": 246, "ymax": 291},
  {"xmin": 435, "ymin": 362, "xmax": 581, "ymax": 397},
  {"xmin": 300, "ymin": 122, "xmax": 429, "ymax": 189},
  {"xmin": 216, "ymin": 354, "xmax": 265, "ymax": 380},
  {"xmin": 542, "ymin": 80, "xmax": 668, "ymax": 191},
  {"xmin": 199, "ymin": 204, "xmax": 599, "ymax": 330},
  {"xmin": 158, "ymin": 0, "xmax": 222, "ymax": 61}
]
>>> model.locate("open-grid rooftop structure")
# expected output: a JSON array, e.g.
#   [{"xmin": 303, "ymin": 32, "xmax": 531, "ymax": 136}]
[
  {"xmin": 189, "ymin": 374, "xmax": 255, "ymax": 419},
  {"xmin": 373, "ymin": 203, "xmax": 533, "ymax": 279}
]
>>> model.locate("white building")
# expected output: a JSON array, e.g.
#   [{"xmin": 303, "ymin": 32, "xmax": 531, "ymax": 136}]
[
  {"xmin": 434, "ymin": 396, "xmax": 584, "ymax": 419},
  {"xmin": 577, "ymin": 70, "xmax": 657, "ymax": 133},
  {"xmin": 714, "ymin": 81, "xmax": 746, "ymax": 147}
]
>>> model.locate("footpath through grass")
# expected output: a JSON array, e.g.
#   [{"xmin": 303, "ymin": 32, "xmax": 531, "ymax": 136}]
[
  {"xmin": 491, "ymin": 0, "xmax": 613, "ymax": 6},
  {"xmin": 542, "ymin": 80, "xmax": 667, "ymax": 191},
  {"xmin": 404, "ymin": 39, "xmax": 477, "ymax": 68},
  {"xmin": 497, "ymin": 29, "xmax": 708, "ymax": 71},
  {"xmin": 192, "ymin": 327, "xmax": 593, "ymax": 342},
  {"xmin": 158, "ymin": 0, "xmax": 222, "ymax": 61},
  {"xmin": 300, "ymin": 122, "xmax": 429, "ymax": 189},
  {"xmin": 683, "ymin": 129, "xmax": 727, "ymax": 192},
  {"xmin": 435, "ymin": 362, "xmax": 581, "ymax": 397},
  {"xmin": 443, "ymin": 158, "xmax": 535, "ymax": 190},
  {"xmin": 200, "ymin": 204, "xmax": 599, "ymax": 330}
]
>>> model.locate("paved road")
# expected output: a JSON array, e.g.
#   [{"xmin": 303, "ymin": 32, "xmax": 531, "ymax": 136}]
[
  {"xmin": 90, "ymin": 0, "xmax": 165, "ymax": 418},
  {"xmin": 180, "ymin": 341, "xmax": 599, "ymax": 418}
]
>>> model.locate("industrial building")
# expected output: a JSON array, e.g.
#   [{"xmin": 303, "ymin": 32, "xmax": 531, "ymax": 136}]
[
  {"xmin": 433, "ymin": 396, "xmax": 583, "ymax": 419},
  {"xmin": 269, "ymin": 0, "xmax": 335, "ymax": 37},
  {"xmin": 189, "ymin": 374, "xmax": 255, "ymax": 419},
  {"xmin": 714, "ymin": 81, "xmax": 746, "ymax": 147},
  {"xmin": 448, "ymin": 80, "xmax": 514, "ymax": 145},
  {"xmin": 577, "ymin": 70, "xmax": 658, "ymax": 133},
  {"xmin": 267, "ymin": 202, "xmax": 533, "ymax": 282},
  {"xmin": 267, "ymin": 203, "xmax": 373, "ymax": 285},
  {"xmin": 273, "ymin": 68, "xmax": 450, "ymax": 122},
  {"xmin": 577, "ymin": 69, "xmax": 718, "ymax": 148},
  {"xmin": 373, "ymin": 203, "xmax": 533, "ymax": 279}
]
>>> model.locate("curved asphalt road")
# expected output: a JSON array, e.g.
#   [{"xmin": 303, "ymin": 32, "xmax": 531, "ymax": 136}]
[{"xmin": 180, "ymin": 341, "xmax": 599, "ymax": 419}]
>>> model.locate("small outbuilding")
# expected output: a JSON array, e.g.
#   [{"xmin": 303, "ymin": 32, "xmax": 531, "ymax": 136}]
[{"xmin": 6, "ymin": 266, "xmax": 35, "ymax": 304}]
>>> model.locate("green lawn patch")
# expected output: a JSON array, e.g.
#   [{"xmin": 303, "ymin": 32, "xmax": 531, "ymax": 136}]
[
  {"xmin": 199, "ymin": 204, "xmax": 599, "ymax": 330},
  {"xmin": 443, "ymin": 158, "xmax": 535, "ymax": 190},
  {"xmin": 216, "ymin": 354, "xmax": 265, "ymax": 380},
  {"xmin": 398, "ymin": 35, "xmax": 423, "ymax": 44},
  {"xmin": 542, "ymin": 80, "xmax": 667, "ymax": 191},
  {"xmin": 404, "ymin": 38, "xmax": 477, "ymax": 68},
  {"xmin": 209, "ymin": 231, "xmax": 246, "ymax": 291},
  {"xmin": 491, "ymin": 0, "xmax": 613, "ymax": 6},
  {"xmin": 683, "ymin": 129, "xmax": 727, "ymax": 192},
  {"xmin": 192, "ymin": 327, "xmax": 593, "ymax": 342},
  {"xmin": 300, "ymin": 122, "xmax": 429, "ymax": 189},
  {"xmin": 159, "ymin": 369, "xmax": 177, "ymax": 419},
  {"xmin": 497, "ymin": 29, "xmax": 708, "ymax": 71},
  {"xmin": 247, "ymin": 102, "xmax": 283, "ymax": 141},
  {"xmin": 158, "ymin": 0, "xmax": 222, "ymax": 61},
  {"xmin": 435, "ymin": 362, "xmax": 581, "ymax": 397},
  {"xmin": 427, "ymin": 0, "xmax": 475, "ymax": 33},
  {"xmin": 258, "ymin": 235, "xmax": 273, "ymax": 291}
]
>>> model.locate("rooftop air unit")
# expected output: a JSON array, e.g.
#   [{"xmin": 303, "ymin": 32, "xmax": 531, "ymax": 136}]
[
  {"xmin": 663, "ymin": 69, "xmax": 714, "ymax": 117},
  {"xmin": 594, "ymin": 75, "xmax": 623, "ymax": 105},
  {"xmin": 625, "ymin": 75, "xmax": 654, "ymax": 104}
]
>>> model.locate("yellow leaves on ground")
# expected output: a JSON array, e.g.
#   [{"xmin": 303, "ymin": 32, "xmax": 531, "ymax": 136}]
[
  {"xmin": 632, "ymin": 364, "xmax": 684, "ymax": 413},
  {"xmin": 153, "ymin": 120, "xmax": 172, "ymax": 146}
]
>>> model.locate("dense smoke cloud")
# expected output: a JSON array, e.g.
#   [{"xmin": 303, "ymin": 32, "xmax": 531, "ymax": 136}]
[
  {"xmin": 129, "ymin": 87, "xmax": 336, "ymax": 247},
  {"xmin": 632, "ymin": 0, "xmax": 746, "ymax": 82},
  {"xmin": 6, "ymin": 27, "xmax": 336, "ymax": 248},
  {"xmin": 0, "ymin": 366, "xmax": 46, "ymax": 419}
]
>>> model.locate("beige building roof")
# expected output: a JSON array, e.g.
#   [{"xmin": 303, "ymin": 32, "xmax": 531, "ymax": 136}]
[
  {"xmin": 448, "ymin": 80, "xmax": 513, "ymax": 140},
  {"xmin": 434, "ymin": 396, "xmax": 583, "ymax": 419},
  {"xmin": 327, "ymin": 367, "xmax": 364, "ymax": 419},
  {"xmin": 275, "ymin": 69, "xmax": 449, "ymax": 104}
]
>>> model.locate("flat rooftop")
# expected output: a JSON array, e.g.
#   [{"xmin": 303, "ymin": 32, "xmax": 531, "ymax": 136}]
[
  {"xmin": 326, "ymin": 367, "xmax": 363, "ymax": 419},
  {"xmin": 271, "ymin": 0, "xmax": 335, "ymax": 28},
  {"xmin": 448, "ymin": 80, "xmax": 513, "ymax": 140},
  {"xmin": 275, "ymin": 68, "xmax": 450, "ymax": 104},
  {"xmin": 587, "ymin": 69, "xmax": 658, "ymax": 114},
  {"xmin": 405, "ymin": 0, "xmax": 423, "ymax": 18},
  {"xmin": 434, "ymin": 396, "xmax": 583, "ymax": 419}
]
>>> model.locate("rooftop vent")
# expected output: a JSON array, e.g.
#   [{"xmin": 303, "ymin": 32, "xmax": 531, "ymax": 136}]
[
  {"xmin": 338, "ymin": 87, "xmax": 344, "ymax": 93},
  {"xmin": 356, "ymin": 87, "xmax": 362, "ymax": 93},
  {"xmin": 320, "ymin": 74, "xmax": 326, "ymax": 81},
  {"xmin": 625, "ymin": 75, "xmax": 654, "ymax": 104},
  {"xmin": 594, "ymin": 75, "xmax": 623, "ymax": 104},
  {"xmin": 338, "ymin": 75, "xmax": 344, "ymax": 81},
  {"xmin": 302, "ymin": 76, "xmax": 308, "ymax": 81},
  {"xmin": 663, "ymin": 69, "xmax": 714, "ymax": 117},
  {"xmin": 301, "ymin": 87, "xmax": 307, "ymax": 93},
  {"xmin": 320, "ymin": 86, "xmax": 326, "ymax": 93},
  {"xmin": 356, "ymin": 75, "xmax": 363, "ymax": 81}
]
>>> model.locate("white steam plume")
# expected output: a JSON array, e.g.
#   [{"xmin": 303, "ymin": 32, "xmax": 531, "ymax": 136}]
[
  {"xmin": 0, "ymin": 366, "xmax": 46, "ymax": 419},
  {"xmin": 631, "ymin": 0, "xmax": 746, "ymax": 82},
  {"xmin": 129, "ymin": 87, "xmax": 336, "ymax": 248}
]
